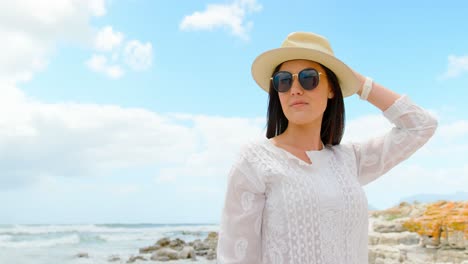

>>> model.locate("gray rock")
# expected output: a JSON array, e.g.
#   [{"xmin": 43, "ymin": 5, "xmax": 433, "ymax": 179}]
[
  {"xmin": 204, "ymin": 232, "xmax": 218, "ymax": 250},
  {"xmin": 178, "ymin": 246, "xmax": 197, "ymax": 260},
  {"xmin": 192, "ymin": 239, "xmax": 209, "ymax": 251},
  {"xmin": 107, "ymin": 254, "xmax": 120, "ymax": 262},
  {"xmin": 378, "ymin": 232, "xmax": 420, "ymax": 246},
  {"xmin": 126, "ymin": 255, "xmax": 147, "ymax": 263},
  {"xmin": 368, "ymin": 233, "xmax": 380, "ymax": 246},
  {"xmin": 152, "ymin": 256, "xmax": 170, "ymax": 261},
  {"xmin": 138, "ymin": 233, "xmax": 220, "ymax": 262},
  {"xmin": 195, "ymin": 249, "xmax": 209, "ymax": 256},
  {"xmin": 373, "ymin": 219, "xmax": 407, "ymax": 233},
  {"xmin": 422, "ymin": 234, "xmax": 441, "ymax": 248},
  {"xmin": 169, "ymin": 238, "xmax": 186, "ymax": 251},
  {"xmin": 75, "ymin": 252, "xmax": 89, "ymax": 258},
  {"xmin": 442, "ymin": 229, "xmax": 468, "ymax": 249},
  {"xmin": 155, "ymin": 237, "xmax": 171, "ymax": 247},
  {"xmin": 369, "ymin": 231, "xmax": 420, "ymax": 247},
  {"xmin": 434, "ymin": 248, "xmax": 468, "ymax": 263},
  {"xmin": 139, "ymin": 244, "xmax": 161, "ymax": 254},
  {"xmin": 398, "ymin": 232, "xmax": 421, "ymax": 245},
  {"xmin": 151, "ymin": 247, "xmax": 179, "ymax": 260},
  {"xmin": 206, "ymin": 249, "xmax": 216, "ymax": 260},
  {"xmin": 368, "ymin": 245, "xmax": 407, "ymax": 264}
]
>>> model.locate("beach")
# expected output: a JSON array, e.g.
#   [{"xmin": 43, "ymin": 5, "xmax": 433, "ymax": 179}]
[{"xmin": 0, "ymin": 223, "xmax": 218, "ymax": 264}]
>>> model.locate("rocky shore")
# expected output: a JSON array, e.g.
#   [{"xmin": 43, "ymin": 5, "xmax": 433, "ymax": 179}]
[
  {"xmin": 368, "ymin": 200, "xmax": 468, "ymax": 264},
  {"xmin": 134, "ymin": 232, "xmax": 218, "ymax": 262},
  {"xmin": 73, "ymin": 200, "xmax": 467, "ymax": 263},
  {"xmin": 75, "ymin": 231, "xmax": 218, "ymax": 263}
]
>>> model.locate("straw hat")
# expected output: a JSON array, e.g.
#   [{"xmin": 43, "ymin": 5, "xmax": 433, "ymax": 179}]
[{"xmin": 251, "ymin": 32, "xmax": 359, "ymax": 97}]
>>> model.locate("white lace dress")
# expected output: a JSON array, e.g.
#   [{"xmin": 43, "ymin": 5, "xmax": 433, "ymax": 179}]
[{"xmin": 216, "ymin": 95, "xmax": 438, "ymax": 264}]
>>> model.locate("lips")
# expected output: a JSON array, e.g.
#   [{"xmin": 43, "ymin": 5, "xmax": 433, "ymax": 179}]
[{"xmin": 290, "ymin": 101, "xmax": 308, "ymax": 107}]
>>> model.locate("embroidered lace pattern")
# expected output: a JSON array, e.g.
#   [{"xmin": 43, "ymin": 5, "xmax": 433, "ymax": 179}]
[{"xmin": 216, "ymin": 95, "xmax": 438, "ymax": 264}]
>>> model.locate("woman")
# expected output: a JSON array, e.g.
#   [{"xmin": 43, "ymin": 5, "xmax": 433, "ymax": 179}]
[{"xmin": 216, "ymin": 32, "xmax": 438, "ymax": 264}]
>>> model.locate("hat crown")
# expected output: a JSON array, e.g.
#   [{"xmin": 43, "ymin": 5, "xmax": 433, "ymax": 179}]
[
  {"xmin": 281, "ymin": 32, "xmax": 335, "ymax": 56},
  {"xmin": 251, "ymin": 31, "xmax": 358, "ymax": 97}
]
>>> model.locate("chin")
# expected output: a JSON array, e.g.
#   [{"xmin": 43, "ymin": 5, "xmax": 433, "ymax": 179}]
[
  {"xmin": 287, "ymin": 118, "xmax": 316, "ymax": 125},
  {"xmin": 285, "ymin": 113, "xmax": 322, "ymax": 126}
]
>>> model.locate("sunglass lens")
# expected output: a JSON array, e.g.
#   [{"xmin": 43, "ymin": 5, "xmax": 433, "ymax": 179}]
[
  {"xmin": 273, "ymin": 72, "xmax": 293, "ymax": 92},
  {"xmin": 299, "ymin": 69, "xmax": 319, "ymax": 90}
]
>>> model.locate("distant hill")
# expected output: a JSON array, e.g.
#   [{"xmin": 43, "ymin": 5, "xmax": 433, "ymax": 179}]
[
  {"xmin": 398, "ymin": 191, "xmax": 468, "ymax": 204},
  {"xmin": 368, "ymin": 204, "xmax": 379, "ymax": 211}
]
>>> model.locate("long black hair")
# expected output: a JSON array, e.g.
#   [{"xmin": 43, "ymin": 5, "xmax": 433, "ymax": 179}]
[{"xmin": 265, "ymin": 63, "xmax": 345, "ymax": 145}]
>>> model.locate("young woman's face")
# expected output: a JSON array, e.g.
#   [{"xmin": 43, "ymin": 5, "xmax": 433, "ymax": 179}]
[{"xmin": 277, "ymin": 59, "xmax": 334, "ymax": 126}]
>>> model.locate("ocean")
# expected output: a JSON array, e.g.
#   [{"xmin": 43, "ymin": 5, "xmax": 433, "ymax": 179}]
[{"xmin": 0, "ymin": 223, "xmax": 219, "ymax": 264}]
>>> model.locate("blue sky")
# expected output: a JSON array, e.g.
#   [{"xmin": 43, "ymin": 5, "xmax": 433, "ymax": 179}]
[{"xmin": 1, "ymin": 0, "xmax": 467, "ymax": 224}]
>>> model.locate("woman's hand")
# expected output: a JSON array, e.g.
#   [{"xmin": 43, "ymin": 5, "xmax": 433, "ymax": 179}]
[{"xmin": 350, "ymin": 69, "xmax": 402, "ymax": 111}]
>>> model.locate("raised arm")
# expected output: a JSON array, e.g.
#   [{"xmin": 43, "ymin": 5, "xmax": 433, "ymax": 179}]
[
  {"xmin": 350, "ymin": 72, "xmax": 438, "ymax": 186},
  {"xmin": 354, "ymin": 71, "xmax": 401, "ymax": 111},
  {"xmin": 216, "ymin": 146, "xmax": 266, "ymax": 264}
]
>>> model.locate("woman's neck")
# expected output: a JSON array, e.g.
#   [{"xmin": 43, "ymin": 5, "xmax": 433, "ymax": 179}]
[{"xmin": 276, "ymin": 122, "xmax": 323, "ymax": 151}]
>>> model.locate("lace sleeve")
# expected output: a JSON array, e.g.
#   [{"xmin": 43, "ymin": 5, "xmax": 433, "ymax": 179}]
[
  {"xmin": 216, "ymin": 145, "xmax": 266, "ymax": 264},
  {"xmin": 352, "ymin": 95, "xmax": 438, "ymax": 186}
]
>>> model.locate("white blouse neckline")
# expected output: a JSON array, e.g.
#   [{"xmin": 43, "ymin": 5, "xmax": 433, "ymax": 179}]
[{"xmin": 262, "ymin": 137, "xmax": 331, "ymax": 166}]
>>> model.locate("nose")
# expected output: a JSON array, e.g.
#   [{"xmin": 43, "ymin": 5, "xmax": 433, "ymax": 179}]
[{"xmin": 289, "ymin": 74, "xmax": 304, "ymax": 95}]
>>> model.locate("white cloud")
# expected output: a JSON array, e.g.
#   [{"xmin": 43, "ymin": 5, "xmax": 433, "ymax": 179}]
[
  {"xmin": 0, "ymin": 82, "xmax": 265, "ymax": 189},
  {"xmin": 84, "ymin": 0, "xmax": 107, "ymax": 17},
  {"xmin": 0, "ymin": 95, "xmax": 190, "ymax": 188},
  {"xmin": 437, "ymin": 120, "xmax": 468, "ymax": 140},
  {"xmin": 440, "ymin": 55, "xmax": 468, "ymax": 79},
  {"xmin": 123, "ymin": 40, "xmax": 153, "ymax": 71},
  {"xmin": 0, "ymin": 0, "xmax": 106, "ymax": 28},
  {"xmin": 0, "ymin": 0, "xmax": 152, "ymax": 83},
  {"xmin": 0, "ymin": 0, "xmax": 109, "ymax": 83},
  {"xmin": 342, "ymin": 114, "xmax": 392, "ymax": 143},
  {"xmin": 95, "ymin": 26, "xmax": 124, "ymax": 52},
  {"xmin": 86, "ymin": 54, "xmax": 124, "ymax": 79},
  {"xmin": 0, "ymin": 29, "xmax": 49, "ymax": 83},
  {"xmin": 155, "ymin": 115, "xmax": 264, "ymax": 182},
  {"xmin": 365, "ymin": 163, "xmax": 468, "ymax": 209},
  {"xmin": 341, "ymin": 111, "xmax": 468, "ymax": 209},
  {"xmin": 180, "ymin": 0, "xmax": 262, "ymax": 40},
  {"xmin": 89, "ymin": 31, "xmax": 153, "ymax": 77}
]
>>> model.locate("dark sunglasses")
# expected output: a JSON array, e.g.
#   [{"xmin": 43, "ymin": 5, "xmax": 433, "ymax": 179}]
[{"xmin": 271, "ymin": 68, "xmax": 326, "ymax": 93}]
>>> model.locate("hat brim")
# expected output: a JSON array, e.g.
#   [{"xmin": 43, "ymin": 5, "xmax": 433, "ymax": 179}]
[{"xmin": 251, "ymin": 47, "xmax": 359, "ymax": 97}]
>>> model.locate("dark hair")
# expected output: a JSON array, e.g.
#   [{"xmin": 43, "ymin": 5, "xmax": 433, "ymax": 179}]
[{"xmin": 265, "ymin": 63, "xmax": 345, "ymax": 145}]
